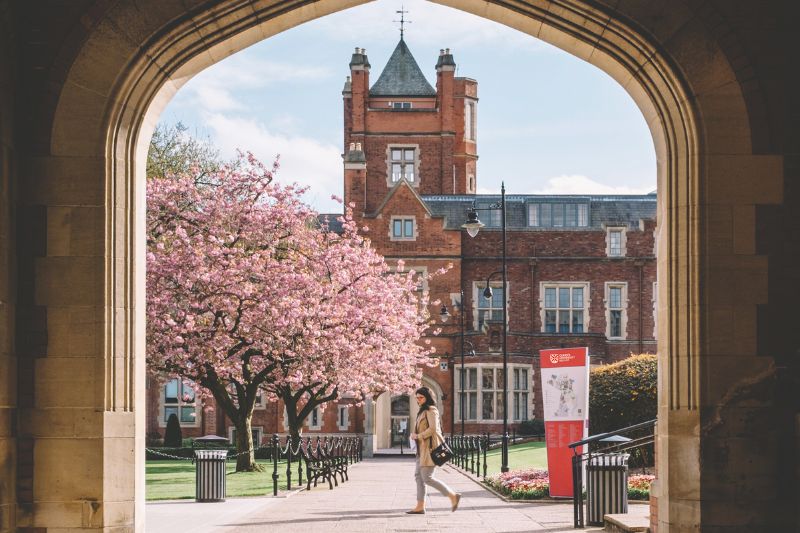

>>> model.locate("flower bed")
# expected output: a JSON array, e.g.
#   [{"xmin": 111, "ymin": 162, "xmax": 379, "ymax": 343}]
[
  {"xmin": 627, "ymin": 474, "xmax": 655, "ymax": 500},
  {"xmin": 485, "ymin": 469, "xmax": 655, "ymax": 501},
  {"xmin": 485, "ymin": 469, "xmax": 550, "ymax": 499}
]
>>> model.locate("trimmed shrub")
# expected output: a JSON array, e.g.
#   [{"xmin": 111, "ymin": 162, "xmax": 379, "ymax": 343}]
[
  {"xmin": 518, "ymin": 419, "xmax": 545, "ymax": 436},
  {"xmin": 589, "ymin": 354, "xmax": 657, "ymax": 467},
  {"xmin": 164, "ymin": 413, "xmax": 183, "ymax": 448}
]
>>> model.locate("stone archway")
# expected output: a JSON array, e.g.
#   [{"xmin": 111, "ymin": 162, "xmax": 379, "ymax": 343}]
[{"xmin": 8, "ymin": 1, "xmax": 787, "ymax": 531}]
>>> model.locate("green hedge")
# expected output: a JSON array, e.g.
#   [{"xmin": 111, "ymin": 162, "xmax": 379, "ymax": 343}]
[{"xmin": 589, "ymin": 354, "xmax": 657, "ymax": 466}]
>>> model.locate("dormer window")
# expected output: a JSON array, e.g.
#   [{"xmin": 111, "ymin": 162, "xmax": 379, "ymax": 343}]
[
  {"xmin": 389, "ymin": 102, "xmax": 412, "ymax": 109},
  {"xmin": 528, "ymin": 203, "xmax": 589, "ymax": 227},
  {"xmin": 606, "ymin": 226, "xmax": 627, "ymax": 257}
]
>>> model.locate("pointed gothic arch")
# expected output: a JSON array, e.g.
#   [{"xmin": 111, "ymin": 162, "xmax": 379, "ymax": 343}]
[{"xmin": 8, "ymin": 1, "xmax": 786, "ymax": 531}]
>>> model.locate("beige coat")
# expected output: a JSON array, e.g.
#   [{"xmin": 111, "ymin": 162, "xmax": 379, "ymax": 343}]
[{"xmin": 414, "ymin": 406, "xmax": 444, "ymax": 467}]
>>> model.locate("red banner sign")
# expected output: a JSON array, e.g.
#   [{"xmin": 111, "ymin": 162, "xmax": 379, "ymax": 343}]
[{"xmin": 539, "ymin": 347, "xmax": 589, "ymax": 498}]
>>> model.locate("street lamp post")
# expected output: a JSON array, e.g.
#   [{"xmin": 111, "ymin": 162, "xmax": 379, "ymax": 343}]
[{"xmin": 462, "ymin": 182, "xmax": 510, "ymax": 473}]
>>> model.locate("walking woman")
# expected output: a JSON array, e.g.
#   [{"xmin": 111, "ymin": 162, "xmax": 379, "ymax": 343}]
[{"xmin": 407, "ymin": 386, "xmax": 462, "ymax": 514}]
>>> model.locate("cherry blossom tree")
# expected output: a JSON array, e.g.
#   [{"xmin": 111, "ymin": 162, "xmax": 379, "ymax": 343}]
[{"xmin": 146, "ymin": 152, "xmax": 435, "ymax": 471}]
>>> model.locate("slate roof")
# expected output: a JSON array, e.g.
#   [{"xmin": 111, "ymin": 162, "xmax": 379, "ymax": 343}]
[
  {"xmin": 420, "ymin": 193, "xmax": 657, "ymax": 231},
  {"xmin": 370, "ymin": 39, "xmax": 436, "ymax": 97}
]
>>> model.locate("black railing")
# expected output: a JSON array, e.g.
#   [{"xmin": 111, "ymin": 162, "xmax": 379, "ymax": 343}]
[
  {"xmin": 269, "ymin": 435, "xmax": 363, "ymax": 496},
  {"xmin": 446, "ymin": 434, "xmax": 488, "ymax": 478},
  {"xmin": 568, "ymin": 419, "xmax": 656, "ymax": 528}
]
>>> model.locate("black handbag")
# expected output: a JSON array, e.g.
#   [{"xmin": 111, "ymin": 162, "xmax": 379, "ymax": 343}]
[{"xmin": 429, "ymin": 437, "xmax": 453, "ymax": 466}]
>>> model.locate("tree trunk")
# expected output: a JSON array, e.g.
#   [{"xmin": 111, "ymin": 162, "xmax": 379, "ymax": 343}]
[{"xmin": 234, "ymin": 415, "xmax": 262, "ymax": 472}]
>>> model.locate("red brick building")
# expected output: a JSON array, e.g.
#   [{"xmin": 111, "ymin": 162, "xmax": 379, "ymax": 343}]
[{"xmin": 146, "ymin": 38, "xmax": 656, "ymax": 454}]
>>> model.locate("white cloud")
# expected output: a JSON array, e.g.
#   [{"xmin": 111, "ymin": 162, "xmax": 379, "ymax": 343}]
[
  {"xmin": 530, "ymin": 175, "xmax": 653, "ymax": 195},
  {"xmin": 477, "ymin": 175, "xmax": 652, "ymax": 195},
  {"xmin": 204, "ymin": 113, "xmax": 344, "ymax": 213},
  {"xmin": 313, "ymin": 0, "xmax": 551, "ymax": 52},
  {"xmin": 181, "ymin": 55, "xmax": 333, "ymax": 115}
]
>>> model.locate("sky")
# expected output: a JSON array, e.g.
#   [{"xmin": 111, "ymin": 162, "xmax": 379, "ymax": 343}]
[{"xmin": 159, "ymin": 0, "xmax": 657, "ymax": 214}]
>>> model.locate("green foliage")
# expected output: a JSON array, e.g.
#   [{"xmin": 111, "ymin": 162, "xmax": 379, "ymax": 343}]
[
  {"xmin": 147, "ymin": 122, "xmax": 225, "ymax": 181},
  {"xmin": 589, "ymin": 354, "xmax": 657, "ymax": 466},
  {"xmin": 518, "ymin": 419, "xmax": 545, "ymax": 436},
  {"xmin": 589, "ymin": 354, "xmax": 657, "ymax": 434},
  {"xmin": 163, "ymin": 413, "xmax": 183, "ymax": 448}
]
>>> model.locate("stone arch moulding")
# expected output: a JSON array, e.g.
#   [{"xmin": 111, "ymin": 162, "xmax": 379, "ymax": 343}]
[{"xmin": 45, "ymin": 0, "xmax": 758, "ymax": 530}]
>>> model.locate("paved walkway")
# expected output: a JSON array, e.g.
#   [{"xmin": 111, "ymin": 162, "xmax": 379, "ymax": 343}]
[{"xmin": 146, "ymin": 457, "xmax": 648, "ymax": 532}]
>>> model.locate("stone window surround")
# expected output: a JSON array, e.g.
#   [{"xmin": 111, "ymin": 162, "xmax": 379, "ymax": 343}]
[
  {"xmin": 605, "ymin": 281, "xmax": 629, "ymax": 340},
  {"xmin": 226, "ymin": 384, "xmax": 267, "ymax": 411},
  {"xmin": 385, "ymin": 144, "xmax": 420, "ymax": 187},
  {"xmin": 652, "ymin": 281, "xmax": 658, "ymax": 340},
  {"xmin": 472, "ymin": 281, "xmax": 508, "ymax": 331},
  {"xmin": 605, "ymin": 225, "xmax": 628, "ymax": 257},
  {"xmin": 393, "ymin": 264, "xmax": 429, "ymax": 294},
  {"xmin": 157, "ymin": 378, "xmax": 201, "ymax": 428},
  {"xmin": 464, "ymin": 99, "xmax": 477, "ymax": 141},
  {"xmin": 307, "ymin": 406, "xmax": 322, "ymax": 430},
  {"xmin": 337, "ymin": 405, "xmax": 350, "ymax": 431},
  {"xmin": 389, "ymin": 215, "xmax": 417, "ymax": 241},
  {"xmin": 455, "ymin": 362, "xmax": 533, "ymax": 422},
  {"xmin": 227, "ymin": 426, "xmax": 264, "ymax": 447},
  {"xmin": 538, "ymin": 282, "xmax": 591, "ymax": 334}
]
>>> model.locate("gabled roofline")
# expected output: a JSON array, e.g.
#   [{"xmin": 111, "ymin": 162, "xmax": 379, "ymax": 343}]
[{"xmin": 367, "ymin": 179, "xmax": 436, "ymax": 218}]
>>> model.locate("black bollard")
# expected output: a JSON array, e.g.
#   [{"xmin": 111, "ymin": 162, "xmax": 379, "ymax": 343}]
[{"xmin": 271, "ymin": 434, "xmax": 280, "ymax": 496}]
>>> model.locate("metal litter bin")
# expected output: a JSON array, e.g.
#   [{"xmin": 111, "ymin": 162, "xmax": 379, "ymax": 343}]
[
  {"xmin": 195, "ymin": 449, "xmax": 228, "ymax": 502},
  {"xmin": 586, "ymin": 453, "xmax": 629, "ymax": 525}
]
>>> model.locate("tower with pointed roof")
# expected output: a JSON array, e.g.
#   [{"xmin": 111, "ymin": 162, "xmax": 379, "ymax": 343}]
[{"xmin": 342, "ymin": 41, "xmax": 478, "ymax": 218}]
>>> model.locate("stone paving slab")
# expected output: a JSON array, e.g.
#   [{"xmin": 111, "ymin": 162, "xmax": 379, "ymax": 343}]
[{"xmin": 146, "ymin": 457, "xmax": 648, "ymax": 532}]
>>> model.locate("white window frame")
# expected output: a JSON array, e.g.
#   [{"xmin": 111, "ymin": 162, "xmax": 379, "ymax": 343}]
[
  {"xmin": 389, "ymin": 101, "xmax": 412, "ymax": 109},
  {"xmin": 605, "ymin": 282, "xmax": 628, "ymax": 339},
  {"xmin": 528, "ymin": 203, "xmax": 589, "ymax": 227},
  {"xmin": 159, "ymin": 378, "xmax": 200, "ymax": 428},
  {"xmin": 337, "ymin": 405, "xmax": 350, "ymax": 431},
  {"xmin": 228, "ymin": 426, "xmax": 263, "ymax": 448},
  {"xmin": 606, "ymin": 226, "xmax": 627, "ymax": 257},
  {"xmin": 386, "ymin": 144, "xmax": 420, "ymax": 186},
  {"xmin": 539, "ymin": 282, "xmax": 590, "ymax": 334},
  {"xmin": 389, "ymin": 215, "xmax": 417, "ymax": 241},
  {"xmin": 456, "ymin": 363, "xmax": 533, "ymax": 423},
  {"xmin": 473, "ymin": 281, "xmax": 508, "ymax": 331},
  {"xmin": 464, "ymin": 99, "xmax": 477, "ymax": 141},
  {"xmin": 512, "ymin": 367, "xmax": 531, "ymax": 422},
  {"xmin": 307, "ymin": 406, "xmax": 322, "ymax": 430},
  {"xmin": 226, "ymin": 384, "xmax": 266, "ymax": 410}
]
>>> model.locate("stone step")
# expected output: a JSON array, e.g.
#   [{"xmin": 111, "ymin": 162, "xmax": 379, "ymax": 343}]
[{"xmin": 604, "ymin": 513, "xmax": 650, "ymax": 532}]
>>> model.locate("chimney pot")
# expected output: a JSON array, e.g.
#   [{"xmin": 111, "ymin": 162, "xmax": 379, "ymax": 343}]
[
  {"xmin": 356, "ymin": 142, "xmax": 362, "ymax": 151},
  {"xmin": 349, "ymin": 142, "xmax": 356, "ymax": 151},
  {"xmin": 355, "ymin": 47, "xmax": 359, "ymax": 53},
  {"xmin": 446, "ymin": 48, "xmax": 451, "ymax": 54},
  {"xmin": 440, "ymin": 49, "xmax": 445, "ymax": 55}
]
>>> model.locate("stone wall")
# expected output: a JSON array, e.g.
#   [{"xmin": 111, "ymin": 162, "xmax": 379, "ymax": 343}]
[{"xmin": 0, "ymin": 2, "xmax": 16, "ymax": 529}]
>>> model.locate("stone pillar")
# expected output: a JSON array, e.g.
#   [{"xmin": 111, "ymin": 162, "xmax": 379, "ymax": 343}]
[{"xmin": 362, "ymin": 397, "xmax": 375, "ymax": 458}]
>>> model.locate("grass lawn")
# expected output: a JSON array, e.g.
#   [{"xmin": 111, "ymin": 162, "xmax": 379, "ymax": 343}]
[
  {"xmin": 146, "ymin": 460, "xmax": 293, "ymax": 500},
  {"xmin": 482, "ymin": 441, "xmax": 548, "ymax": 475}
]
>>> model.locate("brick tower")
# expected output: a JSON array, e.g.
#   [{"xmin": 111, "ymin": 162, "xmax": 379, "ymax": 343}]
[{"xmin": 342, "ymin": 40, "xmax": 479, "ymax": 220}]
